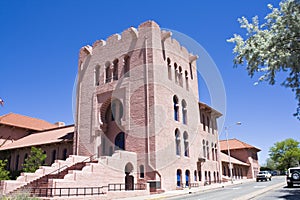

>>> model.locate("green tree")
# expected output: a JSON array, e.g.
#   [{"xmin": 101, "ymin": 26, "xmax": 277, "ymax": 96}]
[
  {"xmin": 0, "ymin": 159, "xmax": 10, "ymax": 180},
  {"xmin": 23, "ymin": 147, "xmax": 47, "ymax": 173},
  {"xmin": 227, "ymin": 0, "xmax": 300, "ymax": 119},
  {"xmin": 269, "ymin": 138, "xmax": 300, "ymax": 170}
]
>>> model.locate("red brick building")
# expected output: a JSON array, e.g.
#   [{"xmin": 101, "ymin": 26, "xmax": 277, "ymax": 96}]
[{"xmin": 220, "ymin": 138, "xmax": 261, "ymax": 180}]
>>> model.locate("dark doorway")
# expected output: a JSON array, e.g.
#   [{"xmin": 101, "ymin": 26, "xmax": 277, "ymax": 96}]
[{"xmin": 115, "ymin": 132, "xmax": 125, "ymax": 150}]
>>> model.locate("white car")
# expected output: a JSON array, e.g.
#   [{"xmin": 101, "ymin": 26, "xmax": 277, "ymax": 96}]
[{"xmin": 256, "ymin": 171, "xmax": 272, "ymax": 182}]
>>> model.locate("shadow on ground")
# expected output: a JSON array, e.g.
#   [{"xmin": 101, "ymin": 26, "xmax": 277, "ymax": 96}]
[{"xmin": 279, "ymin": 186, "xmax": 300, "ymax": 200}]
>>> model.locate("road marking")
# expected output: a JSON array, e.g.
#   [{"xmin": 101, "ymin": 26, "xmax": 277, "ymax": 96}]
[
  {"xmin": 232, "ymin": 187, "xmax": 242, "ymax": 190},
  {"xmin": 254, "ymin": 186, "xmax": 267, "ymax": 188}
]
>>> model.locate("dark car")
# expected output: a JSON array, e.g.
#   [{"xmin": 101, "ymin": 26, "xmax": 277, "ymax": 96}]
[{"xmin": 287, "ymin": 167, "xmax": 300, "ymax": 187}]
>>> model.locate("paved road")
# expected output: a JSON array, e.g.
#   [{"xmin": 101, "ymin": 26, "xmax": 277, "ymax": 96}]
[
  {"xmin": 167, "ymin": 176, "xmax": 285, "ymax": 200},
  {"xmin": 252, "ymin": 184, "xmax": 300, "ymax": 200}
]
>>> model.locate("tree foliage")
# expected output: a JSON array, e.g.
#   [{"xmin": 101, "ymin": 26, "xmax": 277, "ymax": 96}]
[
  {"xmin": 0, "ymin": 159, "xmax": 10, "ymax": 180},
  {"xmin": 23, "ymin": 147, "xmax": 46, "ymax": 173},
  {"xmin": 228, "ymin": 0, "xmax": 300, "ymax": 119},
  {"xmin": 269, "ymin": 138, "xmax": 300, "ymax": 170}
]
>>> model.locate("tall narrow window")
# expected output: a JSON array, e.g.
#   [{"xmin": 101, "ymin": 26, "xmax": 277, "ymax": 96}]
[
  {"xmin": 183, "ymin": 132, "xmax": 189, "ymax": 157},
  {"xmin": 175, "ymin": 129, "xmax": 181, "ymax": 156},
  {"xmin": 207, "ymin": 116, "xmax": 210, "ymax": 133},
  {"xmin": 189, "ymin": 62, "xmax": 193, "ymax": 80},
  {"xmin": 173, "ymin": 95, "xmax": 179, "ymax": 121},
  {"xmin": 203, "ymin": 140, "xmax": 206, "ymax": 158},
  {"xmin": 182, "ymin": 100, "xmax": 187, "ymax": 125},
  {"xmin": 179, "ymin": 66, "xmax": 183, "ymax": 87},
  {"xmin": 95, "ymin": 65, "xmax": 100, "ymax": 86},
  {"xmin": 194, "ymin": 170, "xmax": 197, "ymax": 181},
  {"xmin": 174, "ymin": 63, "xmax": 178, "ymax": 83},
  {"xmin": 167, "ymin": 58, "xmax": 172, "ymax": 80},
  {"xmin": 202, "ymin": 114, "xmax": 206, "ymax": 131},
  {"xmin": 105, "ymin": 62, "xmax": 111, "ymax": 83},
  {"xmin": 215, "ymin": 144, "xmax": 218, "ymax": 161},
  {"xmin": 185, "ymin": 70, "xmax": 189, "ymax": 90},
  {"xmin": 113, "ymin": 59, "xmax": 118, "ymax": 80},
  {"xmin": 140, "ymin": 165, "xmax": 145, "ymax": 178},
  {"xmin": 124, "ymin": 55, "xmax": 130, "ymax": 77},
  {"xmin": 206, "ymin": 141, "xmax": 209, "ymax": 159}
]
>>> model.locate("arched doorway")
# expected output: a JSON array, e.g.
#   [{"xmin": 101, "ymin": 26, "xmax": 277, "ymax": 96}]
[
  {"xmin": 185, "ymin": 170, "xmax": 190, "ymax": 187},
  {"xmin": 125, "ymin": 162, "xmax": 134, "ymax": 190},
  {"xmin": 115, "ymin": 132, "xmax": 125, "ymax": 150},
  {"xmin": 176, "ymin": 169, "xmax": 182, "ymax": 187}
]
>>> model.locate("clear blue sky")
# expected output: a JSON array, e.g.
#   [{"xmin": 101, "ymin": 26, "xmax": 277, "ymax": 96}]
[{"xmin": 1, "ymin": 0, "xmax": 299, "ymax": 165}]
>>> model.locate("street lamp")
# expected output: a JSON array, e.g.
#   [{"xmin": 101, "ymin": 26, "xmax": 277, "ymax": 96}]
[{"xmin": 225, "ymin": 122, "xmax": 241, "ymax": 184}]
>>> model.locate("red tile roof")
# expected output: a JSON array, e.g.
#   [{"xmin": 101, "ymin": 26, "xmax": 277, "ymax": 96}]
[
  {"xmin": 0, "ymin": 125, "xmax": 74, "ymax": 150},
  {"xmin": 219, "ymin": 138, "xmax": 261, "ymax": 152},
  {"xmin": 0, "ymin": 113, "xmax": 57, "ymax": 131}
]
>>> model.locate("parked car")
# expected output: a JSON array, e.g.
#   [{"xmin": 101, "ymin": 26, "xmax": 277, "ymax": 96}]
[
  {"xmin": 286, "ymin": 167, "xmax": 300, "ymax": 187},
  {"xmin": 256, "ymin": 171, "xmax": 272, "ymax": 182},
  {"xmin": 270, "ymin": 170, "xmax": 278, "ymax": 176}
]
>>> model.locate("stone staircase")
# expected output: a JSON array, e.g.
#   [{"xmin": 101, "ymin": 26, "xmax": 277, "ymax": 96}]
[{"xmin": 0, "ymin": 155, "xmax": 95, "ymax": 195}]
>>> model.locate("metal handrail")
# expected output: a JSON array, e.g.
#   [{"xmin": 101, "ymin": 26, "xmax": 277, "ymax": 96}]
[
  {"xmin": 31, "ymin": 186, "xmax": 108, "ymax": 197},
  {"xmin": 28, "ymin": 153, "xmax": 98, "ymax": 188}
]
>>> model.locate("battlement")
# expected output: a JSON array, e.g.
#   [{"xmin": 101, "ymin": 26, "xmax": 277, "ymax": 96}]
[{"xmin": 78, "ymin": 20, "xmax": 198, "ymax": 68}]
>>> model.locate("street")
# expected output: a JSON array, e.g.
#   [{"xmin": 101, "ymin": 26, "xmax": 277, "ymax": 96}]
[{"xmin": 167, "ymin": 176, "xmax": 287, "ymax": 200}]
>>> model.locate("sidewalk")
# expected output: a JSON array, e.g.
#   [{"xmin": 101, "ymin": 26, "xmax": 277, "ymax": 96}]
[{"xmin": 117, "ymin": 179, "xmax": 254, "ymax": 200}]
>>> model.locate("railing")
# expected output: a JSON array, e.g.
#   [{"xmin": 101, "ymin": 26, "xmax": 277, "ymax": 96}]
[
  {"xmin": 108, "ymin": 183, "xmax": 146, "ymax": 191},
  {"xmin": 31, "ymin": 186, "xmax": 108, "ymax": 197}
]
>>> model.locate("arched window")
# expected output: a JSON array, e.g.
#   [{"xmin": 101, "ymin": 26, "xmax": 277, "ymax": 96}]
[
  {"xmin": 198, "ymin": 170, "xmax": 202, "ymax": 181},
  {"xmin": 182, "ymin": 100, "xmax": 187, "ymax": 125},
  {"xmin": 215, "ymin": 144, "xmax": 218, "ymax": 161},
  {"xmin": 113, "ymin": 59, "xmax": 118, "ymax": 81},
  {"xmin": 174, "ymin": 63, "xmax": 178, "ymax": 83},
  {"xmin": 208, "ymin": 171, "xmax": 211, "ymax": 184},
  {"xmin": 105, "ymin": 62, "xmax": 111, "ymax": 83},
  {"xmin": 214, "ymin": 171, "xmax": 216, "ymax": 183},
  {"xmin": 179, "ymin": 66, "xmax": 183, "ymax": 87},
  {"xmin": 140, "ymin": 165, "xmax": 145, "ymax": 178},
  {"xmin": 176, "ymin": 169, "xmax": 182, "ymax": 187},
  {"xmin": 115, "ymin": 132, "xmax": 125, "ymax": 150},
  {"xmin": 94, "ymin": 65, "xmax": 100, "ymax": 86},
  {"xmin": 167, "ymin": 58, "xmax": 172, "ymax": 80},
  {"xmin": 212, "ymin": 143, "xmax": 215, "ymax": 160},
  {"xmin": 183, "ymin": 132, "xmax": 189, "ymax": 157},
  {"xmin": 124, "ymin": 55, "xmax": 130, "ymax": 77},
  {"xmin": 189, "ymin": 62, "xmax": 193, "ymax": 80},
  {"xmin": 173, "ymin": 95, "xmax": 179, "ymax": 121},
  {"xmin": 185, "ymin": 70, "xmax": 189, "ymax": 90},
  {"xmin": 175, "ymin": 129, "xmax": 181, "ymax": 156},
  {"xmin": 206, "ymin": 141, "xmax": 209, "ymax": 159},
  {"xmin": 203, "ymin": 140, "xmax": 206, "ymax": 158},
  {"xmin": 185, "ymin": 170, "xmax": 190, "ymax": 187}
]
